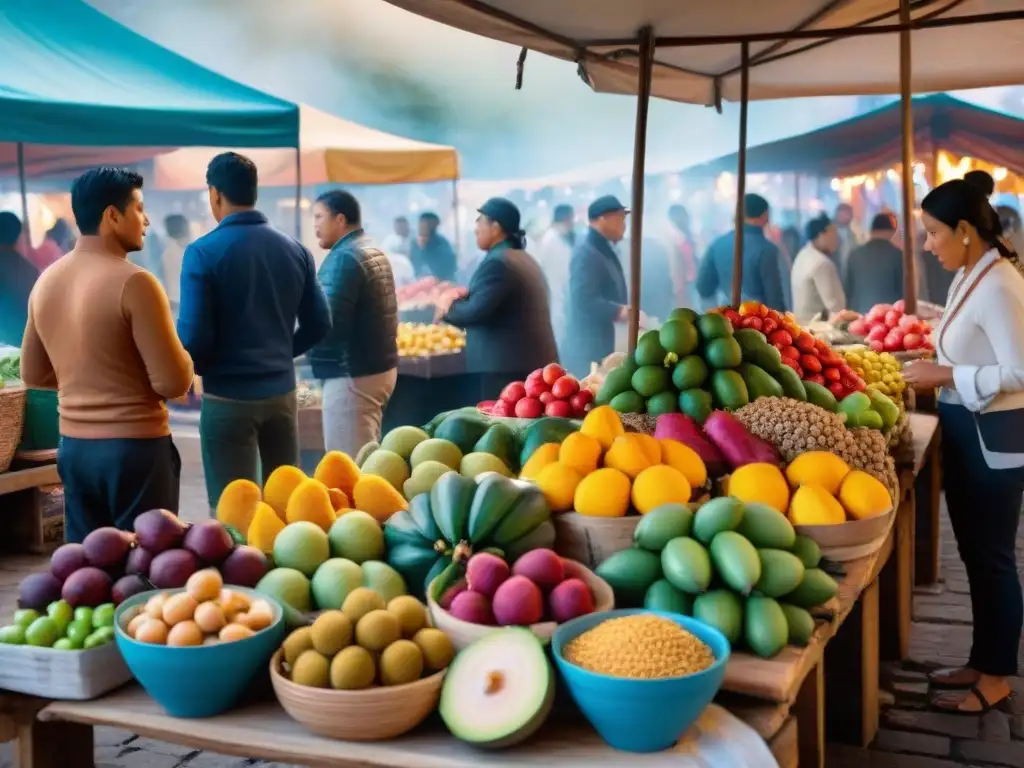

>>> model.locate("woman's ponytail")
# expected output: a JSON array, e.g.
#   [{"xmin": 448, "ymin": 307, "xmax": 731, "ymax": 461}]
[{"xmin": 507, "ymin": 230, "xmax": 527, "ymax": 250}]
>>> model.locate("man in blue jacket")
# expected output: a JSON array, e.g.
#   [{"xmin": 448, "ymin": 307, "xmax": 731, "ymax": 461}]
[
  {"xmin": 696, "ymin": 194, "xmax": 788, "ymax": 311},
  {"xmin": 177, "ymin": 152, "xmax": 331, "ymax": 510}
]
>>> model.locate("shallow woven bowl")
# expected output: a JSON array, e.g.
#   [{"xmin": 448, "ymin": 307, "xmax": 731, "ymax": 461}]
[
  {"xmin": 270, "ymin": 649, "xmax": 445, "ymax": 740},
  {"xmin": 795, "ymin": 507, "xmax": 895, "ymax": 550},
  {"xmin": 426, "ymin": 561, "xmax": 614, "ymax": 652}
]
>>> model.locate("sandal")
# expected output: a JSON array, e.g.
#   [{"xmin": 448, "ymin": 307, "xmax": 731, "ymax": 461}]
[
  {"xmin": 927, "ymin": 666, "xmax": 980, "ymax": 689},
  {"xmin": 931, "ymin": 685, "xmax": 1011, "ymax": 715}
]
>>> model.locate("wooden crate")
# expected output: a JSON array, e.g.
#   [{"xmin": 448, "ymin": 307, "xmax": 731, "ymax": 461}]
[
  {"xmin": 0, "ymin": 642, "xmax": 131, "ymax": 700},
  {"xmin": 6, "ymin": 484, "xmax": 64, "ymax": 554}
]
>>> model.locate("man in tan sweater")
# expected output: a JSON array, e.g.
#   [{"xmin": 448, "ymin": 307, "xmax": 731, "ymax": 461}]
[{"xmin": 21, "ymin": 168, "xmax": 194, "ymax": 543}]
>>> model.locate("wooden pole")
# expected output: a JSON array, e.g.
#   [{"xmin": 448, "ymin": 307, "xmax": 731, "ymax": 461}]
[
  {"xmin": 794, "ymin": 173, "xmax": 802, "ymax": 230},
  {"xmin": 898, "ymin": 0, "xmax": 918, "ymax": 315},
  {"xmin": 730, "ymin": 41, "xmax": 751, "ymax": 307},
  {"xmin": 627, "ymin": 26, "xmax": 655, "ymax": 353},
  {"xmin": 294, "ymin": 147, "xmax": 303, "ymax": 240}
]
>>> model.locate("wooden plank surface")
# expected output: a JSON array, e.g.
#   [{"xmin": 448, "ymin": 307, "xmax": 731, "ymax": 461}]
[
  {"xmin": 907, "ymin": 412, "xmax": 940, "ymax": 476},
  {"xmin": 40, "ymin": 687, "xmax": 778, "ymax": 767},
  {"xmin": 769, "ymin": 717, "xmax": 798, "ymax": 768},
  {"xmin": 0, "ymin": 465, "xmax": 59, "ymax": 498}
]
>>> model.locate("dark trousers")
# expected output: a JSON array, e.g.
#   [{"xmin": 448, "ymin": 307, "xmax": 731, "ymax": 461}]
[
  {"xmin": 58, "ymin": 435, "xmax": 181, "ymax": 544},
  {"xmin": 200, "ymin": 391, "xmax": 299, "ymax": 509},
  {"xmin": 940, "ymin": 402, "xmax": 1023, "ymax": 677}
]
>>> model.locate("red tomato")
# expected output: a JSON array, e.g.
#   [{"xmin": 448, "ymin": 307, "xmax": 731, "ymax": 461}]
[
  {"xmin": 570, "ymin": 390, "xmax": 594, "ymax": 411},
  {"xmin": 527, "ymin": 368, "xmax": 544, "ymax": 382},
  {"xmin": 761, "ymin": 317, "xmax": 779, "ymax": 334},
  {"xmin": 723, "ymin": 309, "xmax": 742, "ymax": 325},
  {"xmin": 544, "ymin": 400, "xmax": 573, "ymax": 418},
  {"xmin": 828, "ymin": 381, "xmax": 846, "ymax": 398},
  {"xmin": 800, "ymin": 355, "xmax": 823, "ymax": 374},
  {"xmin": 782, "ymin": 345, "xmax": 801, "ymax": 361},
  {"xmin": 499, "ymin": 381, "xmax": 526, "ymax": 404},
  {"xmin": 524, "ymin": 377, "xmax": 550, "ymax": 398},
  {"xmin": 551, "ymin": 375, "xmax": 580, "ymax": 399},
  {"xmin": 868, "ymin": 340, "xmax": 884, "ymax": 353},
  {"xmin": 745, "ymin": 316, "xmax": 764, "ymax": 331},
  {"xmin": 757, "ymin": 304, "xmax": 770, "ymax": 317},
  {"xmin": 781, "ymin": 358, "xmax": 803, "ymax": 377},
  {"xmin": 768, "ymin": 329, "xmax": 793, "ymax": 348},
  {"xmin": 490, "ymin": 399, "xmax": 513, "ymax": 417},
  {"xmin": 893, "ymin": 300, "xmax": 905, "ymax": 312},
  {"xmin": 804, "ymin": 373, "xmax": 826, "ymax": 386},
  {"xmin": 884, "ymin": 310, "xmax": 902, "ymax": 328},
  {"xmin": 515, "ymin": 397, "xmax": 543, "ymax": 419},
  {"xmin": 795, "ymin": 333, "xmax": 817, "ymax": 353},
  {"xmin": 823, "ymin": 367, "xmax": 841, "ymax": 382},
  {"xmin": 542, "ymin": 363, "xmax": 566, "ymax": 386},
  {"xmin": 867, "ymin": 325, "xmax": 888, "ymax": 342},
  {"xmin": 848, "ymin": 319, "xmax": 870, "ymax": 336},
  {"xmin": 539, "ymin": 391, "xmax": 555, "ymax": 405},
  {"xmin": 902, "ymin": 333, "xmax": 923, "ymax": 350}
]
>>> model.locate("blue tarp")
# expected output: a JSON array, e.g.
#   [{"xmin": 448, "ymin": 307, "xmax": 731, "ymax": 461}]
[{"xmin": 0, "ymin": 0, "xmax": 300, "ymax": 148}]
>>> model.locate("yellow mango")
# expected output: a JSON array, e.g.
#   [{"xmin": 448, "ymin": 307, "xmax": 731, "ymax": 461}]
[
  {"xmin": 727, "ymin": 463, "xmax": 790, "ymax": 513},
  {"xmin": 519, "ymin": 443, "xmax": 561, "ymax": 480},
  {"xmin": 580, "ymin": 405, "xmax": 625, "ymax": 450},
  {"xmin": 247, "ymin": 502, "xmax": 287, "ymax": 553},
  {"xmin": 603, "ymin": 434, "xmax": 654, "ymax": 479},
  {"xmin": 558, "ymin": 432, "xmax": 603, "ymax": 476},
  {"xmin": 285, "ymin": 478, "xmax": 337, "ymax": 531},
  {"xmin": 263, "ymin": 465, "xmax": 308, "ymax": 522},
  {"xmin": 314, "ymin": 451, "xmax": 361, "ymax": 499},
  {"xmin": 838, "ymin": 470, "xmax": 892, "ymax": 520},
  {"xmin": 573, "ymin": 467, "xmax": 631, "ymax": 518},
  {"xmin": 631, "ymin": 465, "xmax": 692, "ymax": 514},
  {"xmin": 215, "ymin": 479, "xmax": 262, "ymax": 537},
  {"xmin": 658, "ymin": 439, "xmax": 708, "ymax": 488},
  {"xmin": 789, "ymin": 484, "xmax": 847, "ymax": 526},
  {"xmin": 327, "ymin": 488, "xmax": 350, "ymax": 511},
  {"xmin": 785, "ymin": 451, "xmax": 851, "ymax": 495},
  {"xmin": 634, "ymin": 433, "xmax": 662, "ymax": 465},
  {"xmin": 352, "ymin": 474, "xmax": 409, "ymax": 524},
  {"xmin": 533, "ymin": 462, "xmax": 584, "ymax": 513}
]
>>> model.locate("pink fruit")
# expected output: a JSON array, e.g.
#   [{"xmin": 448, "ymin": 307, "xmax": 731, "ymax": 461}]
[
  {"xmin": 126, "ymin": 547, "xmax": 154, "ymax": 577},
  {"xmin": 868, "ymin": 340, "xmax": 884, "ymax": 353},
  {"xmin": 524, "ymin": 378, "xmax": 549, "ymax": 400},
  {"xmin": 893, "ymin": 299, "xmax": 906, "ymax": 312},
  {"xmin": 148, "ymin": 549, "xmax": 199, "ymax": 589},
  {"xmin": 515, "ymin": 397, "xmax": 543, "ymax": 419},
  {"xmin": 902, "ymin": 333, "xmax": 923, "ymax": 350},
  {"xmin": 548, "ymin": 578, "xmax": 596, "ymax": 623},
  {"xmin": 538, "ymin": 391, "xmax": 555, "ymax": 405},
  {"xmin": 439, "ymin": 579, "xmax": 467, "ymax": 610},
  {"xmin": 82, "ymin": 527, "xmax": 133, "ymax": 569},
  {"xmin": 490, "ymin": 400, "xmax": 513, "ymax": 417},
  {"xmin": 220, "ymin": 546, "xmax": 270, "ymax": 587},
  {"xmin": 50, "ymin": 543, "xmax": 89, "ymax": 582},
  {"xmin": 884, "ymin": 310, "xmax": 902, "ymax": 328},
  {"xmin": 569, "ymin": 390, "xmax": 594, "ymax": 412},
  {"xmin": 61, "ymin": 567, "xmax": 113, "ymax": 607},
  {"xmin": 18, "ymin": 572, "xmax": 63, "ymax": 611},
  {"xmin": 466, "ymin": 553, "xmax": 510, "ymax": 598},
  {"xmin": 111, "ymin": 574, "xmax": 150, "ymax": 605},
  {"xmin": 184, "ymin": 520, "xmax": 234, "ymax": 564},
  {"xmin": 449, "ymin": 590, "xmax": 495, "ymax": 625},
  {"xmin": 848, "ymin": 319, "xmax": 869, "ymax": 336},
  {"xmin": 511, "ymin": 548, "xmax": 564, "ymax": 592},
  {"xmin": 544, "ymin": 400, "xmax": 572, "ymax": 418},
  {"xmin": 133, "ymin": 509, "xmax": 188, "ymax": 554},
  {"xmin": 550, "ymin": 375, "xmax": 579, "ymax": 399},
  {"xmin": 499, "ymin": 381, "xmax": 526, "ymax": 404},
  {"xmin": 542, "ymin": 363, "xmax": 566, "ymax": 386},
  {"xmin": 866, "ymin": 325, "xmax": 887, "ymax": 342},
  {"xmin": 492, "ymin": 576, "xmax": 544, "ymax": 626}
]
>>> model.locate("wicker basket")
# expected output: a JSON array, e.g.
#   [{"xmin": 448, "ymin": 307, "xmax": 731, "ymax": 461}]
[{"xmin": 0, "ymin": 385, "xmax": 27, "ymax": 472}]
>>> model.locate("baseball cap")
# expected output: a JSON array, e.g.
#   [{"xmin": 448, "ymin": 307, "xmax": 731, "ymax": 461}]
[{"xmin": 588, "ymin": 195, "xmax": 629, "ymax": 220}]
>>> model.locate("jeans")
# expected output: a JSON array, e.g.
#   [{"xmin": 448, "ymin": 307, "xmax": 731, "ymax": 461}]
[
  {"xmin": 940, "ymin": 401, "xmax": 1023, "ymax": 676},
  {"xmin": 321, "ymin": 369, "xmax": 397, "ymax": 457},
  {"xmin": 200, "ymin": 390, "xmax": 299, "ymax": 509},
  {"xmin": 58, "ymin": 435, "xmax": 181, "ymax": 543}
]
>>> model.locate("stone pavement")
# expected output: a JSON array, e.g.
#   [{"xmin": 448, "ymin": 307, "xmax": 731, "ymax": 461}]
[{"xmin": 1, "ymin": 424, "xmax": 1022, "ymax": 766}]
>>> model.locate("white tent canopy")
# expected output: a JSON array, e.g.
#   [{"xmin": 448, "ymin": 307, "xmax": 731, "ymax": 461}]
[{"xmin": 381, "ymin": 0, "xmax": 1024, "ymax": 105}]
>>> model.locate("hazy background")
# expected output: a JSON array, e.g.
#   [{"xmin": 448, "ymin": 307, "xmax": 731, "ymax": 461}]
[{"xmin": 88, "ymin": 0, "xmax": 1023, "ymax": 181}]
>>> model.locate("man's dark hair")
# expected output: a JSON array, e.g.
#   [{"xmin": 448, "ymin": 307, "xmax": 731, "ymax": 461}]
[
  {"xmin": 0, "ymin": 212, "xmax": 22, "ymax": 246},
  {"xmin": 553, "ymin": 204, "xmax": 575, "ymax": 224},
  {"xmin": 805, "ymin": 213, "xmax": 832, "ymax": 243},
  {"xmin": 871, "ymin": 212, "xmax": 898, "ymax": 232},
  {"xmin": 835, "ymin": 202, "xmax": 854, "ymax": 214},
  {"xmin": 420, "ymin": 212, "xmax": 440, "ymax": 225},
  {"xmin": 70, "ymin": 167, "xmax": 144, "ymax": 236},
  {"xmin": 394, "ymin": 216, "xmax": 408, "ymax": 225},
  {"xmin": 743, "ymin": 193, "xmax": 769, "ymax": 219},
  {"xmin": 206, "ymin": 152, "xmax": 258, "ymax": 207},
  {"xmin": 316, "ymin": 189, "xmax": 361, "ymax": 226},
  {"xmin": 963, "ymin": 170, "xmax": 995, "ymax": 198},
  {"xmin": 165, "ymin": 214, "xmax": 190, "ymax": 240}
]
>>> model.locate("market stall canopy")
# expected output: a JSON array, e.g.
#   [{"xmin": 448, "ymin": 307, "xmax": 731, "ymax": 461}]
[
  {"xmin": 380, "ymin": 0, "xmax": 1024, "ymax": 105},
  {"xmin": 0, "ymin": 0, "xmax": 299, "ymax": 147},
  {"xmin": 680, "ymin": 94, "xmax": 1024, "ymax": 179},
  {"xmin": 152, "ymin": 105, "xmax": 461, "ymax": 189}
]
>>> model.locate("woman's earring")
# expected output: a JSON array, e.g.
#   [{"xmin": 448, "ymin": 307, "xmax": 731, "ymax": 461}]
[{"xmin": 963, "ymin": 236, "xmax": 970, "ymax": 246}]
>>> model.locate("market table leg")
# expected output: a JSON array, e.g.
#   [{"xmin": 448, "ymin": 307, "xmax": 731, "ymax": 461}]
[
  {"xmin": 914, "ymin": 432, "xmax": 942, "ymax": 585},
  {"xmin": 769, "ymin": 716, "xmax": 798, "ymax": 768},
  {"xmin": 17, "ymin": 718, "xmax": 94, "ymax": 768},
  {"xmin": 825, "ymin": 578, "xmax": 881, "ymax": 746},
  {"xmin": 880, "ymin": 474, "xmax": 914, "ymax": 661},
  {"xmin": 793, "ymin": 660, "xmax": 824, "ymax": 768}
]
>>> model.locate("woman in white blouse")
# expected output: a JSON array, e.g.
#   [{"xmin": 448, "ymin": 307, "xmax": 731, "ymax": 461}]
[{"xmin": 904, "ymin": 179, "xmax": 1024, "ymax": 715}]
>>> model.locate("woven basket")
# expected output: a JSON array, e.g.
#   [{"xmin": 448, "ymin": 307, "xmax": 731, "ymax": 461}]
[{"xmin": 0, "ymin": 386, "xmax": 27, "ymax": 472}]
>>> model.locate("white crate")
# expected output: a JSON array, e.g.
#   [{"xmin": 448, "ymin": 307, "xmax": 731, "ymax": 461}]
[{"xmin": 0, "ymin": 641, "xmax": 132, "ymax": 700}]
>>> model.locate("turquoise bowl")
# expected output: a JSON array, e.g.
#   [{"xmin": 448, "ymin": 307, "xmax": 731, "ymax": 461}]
[
  {"xmin": 114, "ymin": 586, "xmax": 285, "ymax": 718},
  {"xmin": 552, "ymin": 609, "xmax": 730, "ymax": 753}
]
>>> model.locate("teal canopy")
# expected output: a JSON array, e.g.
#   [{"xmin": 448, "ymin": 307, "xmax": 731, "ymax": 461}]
[{"xmin": 0, "ymin": 0, "xmax": 299, "ymax": 148}]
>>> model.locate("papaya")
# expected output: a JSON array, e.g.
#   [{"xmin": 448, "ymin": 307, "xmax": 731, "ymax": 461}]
[
  {"xmin": 263, "ymin": 465, "xmax": 307, "ymax": 522},
  {"xmin": 216, "ymin": 479, "xmax": 262, "ymax": 537},
  {"xmin": 579, "ymin": 405, "xmax": 626, "ymax": 451},
  {"xmin": 247, "ymin": 501, "xmax": 286, "ymax": 554},
  {"xmin": 352, "ymin": 474, "xmax": 409, "ymax": 524},
  {"xmin": 284, "ymin": 478, "xmax": 337, "ymax": 531}
]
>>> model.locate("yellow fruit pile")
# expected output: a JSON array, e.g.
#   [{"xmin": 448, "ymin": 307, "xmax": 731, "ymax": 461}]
[
  {"xmin": 522, "ymin": 406, "xmax": 706, "ymax": 518},
  {"xmin": 217, "ymin": 451, "xmax": 408, "ymax": 554},
  {"xmin": 842, "ymin": 348, "xmax": 906, "ymax": 403},
  {"xmin": 397, "ymin": 323, "xmax": 465, "ymax": 358},
  {"xmin": 726, "ymin": 452, "xmax": 893, "ymax": 526},
  {"xmin": 281, "ymin": 589, "xmax": 454, "ymax": 690}
]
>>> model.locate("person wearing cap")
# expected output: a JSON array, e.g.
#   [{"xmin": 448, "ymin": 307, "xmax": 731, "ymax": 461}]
[
  {"xmin": 790, "ymin": 214, "xmax": 845, "ymax": 324},
  {"xmin": 562, "ymin": 195, "xmax": 631, "ymax": 378},
  {"xmin": 843, "ymin": 212, "xmax": 906, "ymax": 314},
  {"xmin": 696, "ymin": 193, "xmax": 788, "ymax": 311},
  {"xmin": 411, "ymin": 211, "xmax": 458, "ymax": 283},
  {"xmin": 537, "ymin": 203, "xmax": 576, "ymax": 347},
  {"xmin": 435, "ymin": 197, "xmax": 557, "ymax": 400}
]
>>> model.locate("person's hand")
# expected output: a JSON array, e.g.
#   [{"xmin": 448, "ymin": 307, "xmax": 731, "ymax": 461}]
[
  {"xmin": 434, "ymin": 288, "xmax": 467, "ymax": 321},
  {"xmin": 902, "ymin": 361, "xmax": 953, "ymax": 390},
  {"xmin": 616, "ymin": 305, "xmax": 630, "ymax": 323}
]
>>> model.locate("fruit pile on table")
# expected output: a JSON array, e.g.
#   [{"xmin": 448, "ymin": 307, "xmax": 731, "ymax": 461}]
[
  {"xmin": 844, "ymin": 300, "xmax": 935, "ymax": 354},
  {"xmin": 488, "ymin": 363, "xmax": 593, "ymax": 419},
  {"xmin": 397, "ymin": 322, "xmax": 465, "ymax": 357}
]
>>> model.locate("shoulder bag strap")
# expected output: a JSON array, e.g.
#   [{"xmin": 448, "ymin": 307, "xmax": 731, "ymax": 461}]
[{"xmin": 937, "ymin": 259, "xmax": 1000, "ymax": 362}]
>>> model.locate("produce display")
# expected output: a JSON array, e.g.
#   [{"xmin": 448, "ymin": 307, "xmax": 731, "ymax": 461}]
[
  {"xmin": 595, "ymin": 499, "xmax": 838, "ymax": 658},
  {"xmin": 396, "ymin": 277, "xmax": 466, "ymax": 311},
  {"xmin": 124, "ymin": 570, "xmax": 275, "ymax": 646},
  {"xmin": 0, "ymin": 599, "xmax": 115, "ymax": 650},
  {"xmin": 845, "ymin": 301, "xmax": 935, "ymax": 354},
  {"xmin": 397, "ymin": 322, "xmax": 465, "ymax": 358},
  {"xmin": 0, "ymin": 353, "xmax": 19, "ymax": 382},
  {"xmin": 841, "ymin": 348, "xmax": 908, "ymax": 404},
  {"xmin": 488, "ymin": 363, "xmax": 594, "ymax": 419},
  {"xmin": 278, "ymin": 592, "xmax": 454, "ymax": 689}
]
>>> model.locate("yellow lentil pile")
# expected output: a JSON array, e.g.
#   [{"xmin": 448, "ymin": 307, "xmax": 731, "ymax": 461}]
[{"xmin": 563, "ymin": 615, "xmax": 714, "ymax": 679}]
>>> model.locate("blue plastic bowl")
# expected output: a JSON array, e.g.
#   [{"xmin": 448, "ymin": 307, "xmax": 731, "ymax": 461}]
[
  {"xmin": 552, "ymin": 609, "xmax": 730, "ymax": 753},
  {"xmin": 114, "ymin": 586, "xmax": 286, "ymax": 718}
]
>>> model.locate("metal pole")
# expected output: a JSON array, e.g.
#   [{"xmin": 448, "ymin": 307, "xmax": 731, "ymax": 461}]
[
  {"xmin": 898, "ymin": 0, "xmax": 918, "ymax": 315},
  {"xmin": 451, "ymin": 178, "xmax": 462, "ymax": 259},
  {"xmin": 627, "ymin": 26, "xmax": 655, "ymax": 353},
  {"xmin": 16, "ymin": 142, "xmax": 31, "ymax": 249},
  {"xmin": 294, "ymin": 147, "xmax": 302, "ymax": 240},
  {"xmin": 730, "ymin": 41, "xmax": 751, "ymax": 308}
]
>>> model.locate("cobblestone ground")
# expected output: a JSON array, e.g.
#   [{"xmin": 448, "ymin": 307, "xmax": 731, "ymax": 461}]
[{"xmin": 2, "ymin": 422, "xmax": 1022, "ymax": 766}]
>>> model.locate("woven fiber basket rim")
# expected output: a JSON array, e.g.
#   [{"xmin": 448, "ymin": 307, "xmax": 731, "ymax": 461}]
[{"xmin": 0, "ymin": 386, "xmax": 27, "ymax": 473}]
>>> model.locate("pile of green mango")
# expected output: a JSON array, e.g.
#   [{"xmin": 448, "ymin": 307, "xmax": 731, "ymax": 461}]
[
  {"xmin": 838, "ymin": 390, "xmax": 900, "ymax": 432},
  {"xmin": 595, "ymin": 498, "xmax": 839, "ymax": 659}
]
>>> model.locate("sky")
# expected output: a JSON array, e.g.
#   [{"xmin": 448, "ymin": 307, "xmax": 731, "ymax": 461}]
[{"xmin": 87, "ymin": 0, "xmax": 1022, "ymax": 181}]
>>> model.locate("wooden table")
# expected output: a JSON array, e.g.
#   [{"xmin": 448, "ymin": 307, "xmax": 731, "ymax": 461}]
[{"xmin": 902, "ymin": 412, "xmax": 942, "ymax": 585}]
